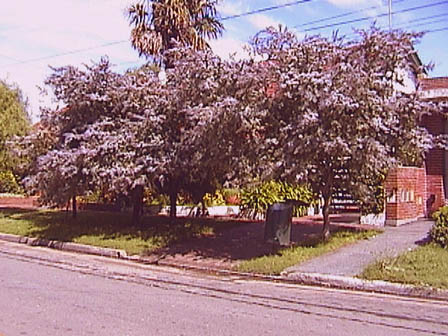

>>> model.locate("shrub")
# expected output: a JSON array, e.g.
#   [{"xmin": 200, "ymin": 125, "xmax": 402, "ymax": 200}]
[
  {"xmin": 239, "ymin": 181, "xmax": 315, "ymax": 219},
  {"xmin": 0, "ymin": 170, "xmax": 22, "ymax": 194},
  {"xmin": 221, "ymin": 188, "xmax": 241, "ymax": 205},
  {"xmin": 431, "ymin": 206, "xmax": 448, "ymax": 248},
  {"xmin": 203, "ymin": 191, "xmax": 226, "ymax": 207}
]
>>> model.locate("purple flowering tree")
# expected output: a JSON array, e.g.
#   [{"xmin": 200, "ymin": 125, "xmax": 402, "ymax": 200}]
[
  {"xmin": 147, "ymin": 46, "xmax": 266, "ymax": 217},
  {"xmin": 251, "ymin": 26, "xmax": 444, "ymax": 239},
  {"xmin": 23, "ymin": 59, "xmax": 164, "ymax": 220},
  {"xmin": 23, "ymin": 48, "xmax": 265, "ymax": 222}
]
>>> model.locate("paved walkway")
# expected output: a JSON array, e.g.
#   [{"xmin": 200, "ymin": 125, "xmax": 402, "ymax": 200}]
[{"xmin": 284, "ymin": 219, "xmax": 434, "ymax": 277}]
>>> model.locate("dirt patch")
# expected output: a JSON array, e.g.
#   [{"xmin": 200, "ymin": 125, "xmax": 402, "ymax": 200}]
[{"xmin": 146, "ymin": 214, "xmax": 368, "ymax": 270}]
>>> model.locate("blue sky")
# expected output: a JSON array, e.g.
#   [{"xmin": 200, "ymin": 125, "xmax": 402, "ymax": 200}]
[{"xmin": 1, "ymin": 0, "xmax": 447, "ymax": 121}]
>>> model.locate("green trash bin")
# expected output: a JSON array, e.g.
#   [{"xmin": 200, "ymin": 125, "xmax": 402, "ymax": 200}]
[{"xmin": 264, "ymin": 202, "xmax": 293, "ymax": 246}]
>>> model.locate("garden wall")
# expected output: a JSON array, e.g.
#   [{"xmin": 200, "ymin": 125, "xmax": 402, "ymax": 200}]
[
  {"xmin": 384, "ymin": 167, "xmax": 426, "ymax": 226},
  {"xmin": 0, "ymin": 196, "xmax": 39, "ymax": 209}
]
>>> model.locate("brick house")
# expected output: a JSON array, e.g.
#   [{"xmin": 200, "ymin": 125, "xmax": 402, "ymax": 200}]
[
  {"xmin": 384, "ymin": 76, "xmax": 448, "ymax": 225},
  {"xmin": 421, "ymin": 77, "xmax": 448, "ymax": 212}
]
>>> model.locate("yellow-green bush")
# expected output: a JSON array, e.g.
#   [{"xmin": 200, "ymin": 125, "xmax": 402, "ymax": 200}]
[
  {"xmin": 0, "ymin": 170, "xmax": 21, "ymax": 194},
  {"xmin": 431, "ymin": 206, "xmax": 448, "ymax": 248},
  {"xmin": 239, "ymin": 181, "xmax": 315, "ymax": 219}
]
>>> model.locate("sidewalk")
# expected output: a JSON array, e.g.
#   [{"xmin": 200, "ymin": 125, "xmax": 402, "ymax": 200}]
[{"xmin": 283, "ymin": 219, "xmax": 434, "ymax": 277}]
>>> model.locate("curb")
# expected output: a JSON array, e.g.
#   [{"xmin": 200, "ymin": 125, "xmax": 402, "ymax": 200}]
[
  {"xmin": 282, "ymin": 271, "xmax": 448, "ymax": 302},
  {"xmin": 121, "ymin": 255, "xmax": 448, "ymax": 302},
  {"xmin": 1, "ymin": 232, "xmax": 448, "ymax": 302},
  {"xmin": 0, "ymin": 233, "xmax": 127, "ymax": 259}
]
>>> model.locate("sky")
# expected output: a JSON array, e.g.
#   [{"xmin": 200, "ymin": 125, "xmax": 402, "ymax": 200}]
[{"xmin": 1, "ymin": 0, "xmax": 447, "ymax": 122}]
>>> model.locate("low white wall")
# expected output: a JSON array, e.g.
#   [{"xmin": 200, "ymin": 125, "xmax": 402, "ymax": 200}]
[
  {"xmin": 160, "ymin": 205, "xmax": 240, "ymax": 216},
  {"xmin": 360, "ymin": 213, "xmax": 386, "ymax": 227}
]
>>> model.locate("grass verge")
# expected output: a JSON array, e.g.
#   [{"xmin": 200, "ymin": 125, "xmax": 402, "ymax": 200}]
[
  {"xmin": 236, "ymin": 230, "xmax": 379, "ymax": 275},
  {"xmin": 0, "ymin": 208, "xmax": 234, "ymax": 255},
  {"xmin": 359, "ymin": 243, "xmax": 448, "ymax": 289}
]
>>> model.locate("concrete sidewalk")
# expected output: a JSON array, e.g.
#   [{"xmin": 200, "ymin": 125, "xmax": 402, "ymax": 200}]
[{"xmin": 283, "ymin": 219, "xmax": 434, "ymax": 277}]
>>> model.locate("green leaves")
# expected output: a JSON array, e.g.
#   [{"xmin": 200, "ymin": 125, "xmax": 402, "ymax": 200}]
[
  {"xmin": 431, "ymin": 206, "xmax": 448, "ymax": 248},
  {"xmin": 0, "ymin": 80, "xmax": 30, "ymax": 173},
  {"xmin": 0, "ymin": 170, "xmax": 21, "ymax": 194},
  {"xmin": 239, "ymin": 181, "xmax": 315, "ymax": 219},
  {"xmin": 127, "ymin": 0, "xmax": 223, "ymax": 63}
]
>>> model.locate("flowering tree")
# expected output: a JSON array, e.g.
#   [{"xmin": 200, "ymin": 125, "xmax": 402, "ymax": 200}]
[
  {"xmin": 147, "ymin": 46, "xmax": 266, "ymax": 217},
  {"xmin": 23, "ymin": 48, "xmax": 265, "ymax": 221},
  {"xmin": 22, "ymin": 59, "xmax": 163, "ymax": 220},
  {"xmin": 251, "ymin": 26, "xmax": 444, "ymax": 239}
]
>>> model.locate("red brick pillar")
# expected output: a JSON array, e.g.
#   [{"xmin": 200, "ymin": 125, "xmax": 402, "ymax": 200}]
[{"xmin": 385, "ymin": 167, "xmax": 426, "ymax": 226}]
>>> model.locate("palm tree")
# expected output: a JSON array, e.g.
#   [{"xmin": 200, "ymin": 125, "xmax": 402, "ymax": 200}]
[
  {"xmin": 127, "ymin": 0, "xmax": 224, "ymax": 66},
  {"xmin": 127, "ymin": 0, "xmax": 223, "ymax": 219}
]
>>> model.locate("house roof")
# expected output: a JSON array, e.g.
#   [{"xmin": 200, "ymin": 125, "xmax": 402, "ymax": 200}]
[
  {"xmin": 409, "ymin": 51, "xmax": 427, "ymax": 77},
  {"xmin": 420, "ymin": 77, "xmax": 448, "ymax": 100},
  {"xmin": 421, "ymin": 77, "xmax": 448, "ymax": 91}
]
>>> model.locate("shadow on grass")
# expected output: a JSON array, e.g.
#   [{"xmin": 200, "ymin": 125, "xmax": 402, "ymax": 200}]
[
  {"xmin": 149, "ymin": 219, "xmax": 364, "ymax": 262},
  {"xmin": 0, "ymin": 208, "xmax": 375, "ymax": 262},
  {"xmin": 0, "ymin": 207, "xmax": 36, "ymax": 215},
  {"xmin": 0, "ymin": 208, "xmax": 244, "ymax": 253}
]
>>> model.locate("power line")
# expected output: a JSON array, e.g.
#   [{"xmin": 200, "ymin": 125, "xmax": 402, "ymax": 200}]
[
  {"xmin": 2, "ymin": 1, "xmax": 447, "ymax": 69},
  {"xmin": 221, "ymin": 0, "xmax": 313, "ymax": 21},
  {"xmin": 0, "ymin": 40, "xmax": 127, "ymax": 69},
  {"xmin": 423, "ymin": 26, "xmax": 448, "ymax": 34},
  {"xmin": 295, "ymin": 0, "xmax": 405, "ymax": 28},
  {"xmin": 302, "ymin": 1, "xmax": 448, "ymax": 32},
  {"xmin": 397, "ymin": 12, "xmax": 448, "ymax": 25},
  {"xmin": 0, "ymin": 53, "xmax": 20, "ymax": 62},
  {"xmin": 1, "ymin": 1, "xmax": 318, "ymax": 69},
  {"xmin": 344, "ymin": 12, "xmax": 448, "ymax": 38},
  {"xmin": 399, "ymin": 18, "xmax": 448, "ymax": 31}
]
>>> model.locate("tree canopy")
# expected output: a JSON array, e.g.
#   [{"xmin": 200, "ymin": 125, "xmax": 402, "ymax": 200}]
[
  {"xmin": 0, "ymin": 80, "xmax": 30, "ymax": 174},
  {"xmin": 127, "ymin": 0, "xmax": 223, "ymax": 65},
  {"xmin": 23, "ymin": 48, "xmax": 263, "ymax": 220},
  {"xmin": 250, "ymin": 26, "xmax": 443, "ymax": 238},
  {"xmin": 20, "ymin": 26, "xmax": 445, "ymax": 239}
]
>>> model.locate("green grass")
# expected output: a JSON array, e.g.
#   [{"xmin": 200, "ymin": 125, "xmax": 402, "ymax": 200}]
[
  {"xmin": 359, "ymin": 243, "xmax": 448, "ymax": 289},
  {"xmin": 236, "ymin": 230, "xmax": 379, "ymax": 275},
  {"xmin": 0, "ymin": 208, "xmax": 227, "ymax": 255}
]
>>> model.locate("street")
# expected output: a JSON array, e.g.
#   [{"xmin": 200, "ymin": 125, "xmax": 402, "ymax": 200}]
[{"xmin": 0, "ymin": 241, "xmax": 447, "ymax": 336}]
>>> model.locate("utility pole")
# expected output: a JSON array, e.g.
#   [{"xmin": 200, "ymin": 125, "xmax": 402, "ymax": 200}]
[{"xmin": 388, "ymin": 0, "xmax": 392, "ymax": 30}]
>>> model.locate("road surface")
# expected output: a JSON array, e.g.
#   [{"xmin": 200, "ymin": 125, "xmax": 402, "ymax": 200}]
[{"xmin": 0, "ymin": 241, "xmax": 447, "ymax": 335}]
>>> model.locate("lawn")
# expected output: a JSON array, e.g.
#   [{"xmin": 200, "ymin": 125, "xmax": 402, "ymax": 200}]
[
  {"xmin": 0, "ymin": 208, "xmax": 381, "ymax": 273},
  {"xmin": 0, "ymin": 208, "xmax": 233, "ymax": 255},
  {"xmin": 359, "ymin": 243, "xmax": 448, "ymax": 289},
  {"xmin": 236, "ymin": 230, "xmax": 379, "ymax": 275}
]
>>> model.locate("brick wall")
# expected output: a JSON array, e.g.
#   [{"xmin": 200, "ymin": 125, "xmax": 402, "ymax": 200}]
[
  {"xmin": 383, "ymin": 111, "xmax": 447, "ymax": 225},
  {"xmin": 421, "ymin": 112, "xmax": 446, "ymax": 213},
  {"xmin": 416, "ymin": 167, "xmax": 427, "ymax": 216},
  {"xmin": 385, "ymin": 167, "xmax": 426, "ymax": 226},
  {"xmin": 0, "ymin": 196, "xmax": 39, "ymax": 209},
  {"xmin": 420, "ymin": 77, "xmax": 448, "ymax": 214}
]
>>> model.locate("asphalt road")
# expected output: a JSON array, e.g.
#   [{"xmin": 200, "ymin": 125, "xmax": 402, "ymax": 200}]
[{"xmin": 0, "ymin": 241, "xmax": 447, "ymax": 336}]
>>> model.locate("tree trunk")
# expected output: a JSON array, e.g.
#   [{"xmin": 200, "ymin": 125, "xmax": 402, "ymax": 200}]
[
  {"xmin": 201, "ymin": 197, "xmax": 206, "ymax": 217},
  {"xmin": 132, "ymin": 185, "xmax": 144, "ymax": 226},
  {"xmin": 322, "ymin": 193, "xmax": 332, "ymax": 241},
  {"xmin": 169, "ymin": 191, "xmax": 177, "ymax": 218},
  {"xmin": 321, "ymin": 172, "xmax": 334, "ymax": 241},
  {"xmin": 72, "ymin": 195, "xmax": 77, "ymax": 219}
]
